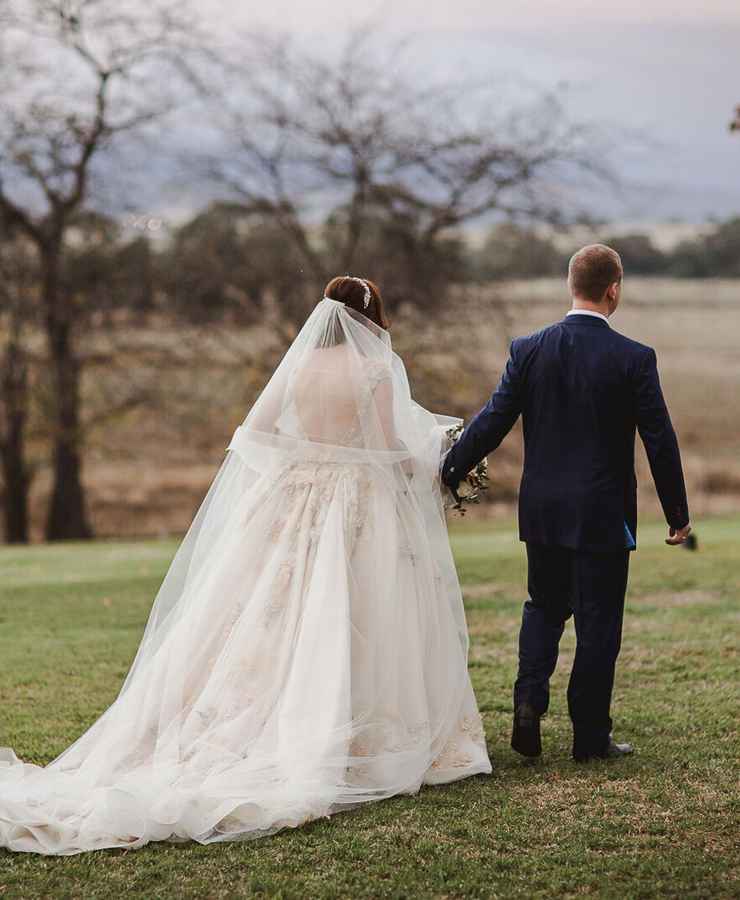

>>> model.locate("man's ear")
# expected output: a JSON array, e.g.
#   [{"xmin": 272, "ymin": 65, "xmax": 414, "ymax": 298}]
[{"xmin": 609, "ymin": 282, "xmax": 622, "ymax": 315}]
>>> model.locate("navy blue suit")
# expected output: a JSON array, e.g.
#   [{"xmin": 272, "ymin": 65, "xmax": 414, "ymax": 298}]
[{"xmin": 442, "ymin": 312, "xmax": 689, "ymax": 756}]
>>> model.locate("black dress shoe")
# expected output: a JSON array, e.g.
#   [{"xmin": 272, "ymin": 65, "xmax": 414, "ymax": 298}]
[
  {"xmin": 511, "ymin": 704, "xmax": 542, "ymax": 758},
  {"xmin": 573, "ymin": 735, "xmax": 634, "ymax": 762}
]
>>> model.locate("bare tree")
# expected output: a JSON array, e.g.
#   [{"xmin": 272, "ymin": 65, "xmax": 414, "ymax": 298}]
[
  {"xmin": 203, "ymin": 29, "xmax": 614, "ymax": 315},
  {"xmin": 0, "ymin": 0, "xmax": 212, "ymax": 539}
]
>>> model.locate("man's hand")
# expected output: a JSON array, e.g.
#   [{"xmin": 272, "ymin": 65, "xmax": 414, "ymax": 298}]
[{"xmin": 666, "ymin": 523, "xmax": 692, "ymax": 546}]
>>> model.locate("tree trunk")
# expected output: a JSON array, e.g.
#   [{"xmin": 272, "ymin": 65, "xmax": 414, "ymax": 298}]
[
  {"xmin": 42, "ymin": 242, "xmax": 93, "ymax": 541},
  {"xmin": 0, "ymin": 336, "xmax": 31, "ymax": 543},
  {"xmin": 45, "ymin": 355, "xmax": 91, "ymax": 540},
  {"xmin": 1, "ymin": 421, "xmax": 31, "ymax": 543}
]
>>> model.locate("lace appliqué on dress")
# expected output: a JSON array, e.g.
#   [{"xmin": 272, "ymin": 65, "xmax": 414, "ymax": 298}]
[{"xmin": 430, "ymin": 714, "xmax": 487, "ymax": 771}]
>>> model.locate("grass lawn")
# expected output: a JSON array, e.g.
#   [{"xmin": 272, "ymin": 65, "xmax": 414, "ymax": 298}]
[{"xmin": 0, "ymin": 516, "xmax": 738, "ymax": 899}]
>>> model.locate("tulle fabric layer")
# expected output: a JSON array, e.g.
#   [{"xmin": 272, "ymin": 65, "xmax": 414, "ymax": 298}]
[
  {"xmin": 0, "ymin": 298, "xmax": 491, "ymax": 855},
  {"xmin": 0, "ymin": 455, "xmax": 490, "ymax": 855}
]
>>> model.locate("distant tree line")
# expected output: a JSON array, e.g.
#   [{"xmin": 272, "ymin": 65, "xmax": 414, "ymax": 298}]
[
  {"xmin": 470, "ymin": 218, "xmax": 740, "ymax": 280},
  {"xmin": 731, "ymin": 104, "xmax": 740, "ymax": 132}
]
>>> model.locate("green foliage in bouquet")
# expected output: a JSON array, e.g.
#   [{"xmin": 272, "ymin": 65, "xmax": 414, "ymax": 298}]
[{"xmin": 444, "ymin": 424, "xmax": 490, "ymax": 515}]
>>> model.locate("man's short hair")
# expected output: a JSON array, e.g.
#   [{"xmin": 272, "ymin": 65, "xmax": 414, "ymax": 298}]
[{"xmin": 568, "ymin": 244, "xmax": 623, "ymax": 302}]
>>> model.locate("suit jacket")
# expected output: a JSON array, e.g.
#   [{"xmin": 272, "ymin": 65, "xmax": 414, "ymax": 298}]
[{"xmin": 442, "ymin": 313, "xmax": 689, "ymax": 552}]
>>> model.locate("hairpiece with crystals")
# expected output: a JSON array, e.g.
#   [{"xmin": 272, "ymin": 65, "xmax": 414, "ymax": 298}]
[{"xmin": 344, "ymin": 275, "xmax": 372, "ymax": 309}]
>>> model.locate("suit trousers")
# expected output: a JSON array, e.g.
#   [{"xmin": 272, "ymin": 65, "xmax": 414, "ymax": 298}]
[{"xmin": 514, "ymin": 542, "xmax": 630, "ymax": 758}]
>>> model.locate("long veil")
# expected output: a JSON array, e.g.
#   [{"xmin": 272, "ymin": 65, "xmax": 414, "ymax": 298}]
[
  {"xmin": 0, "ymin": 297, "xmax": 490, "ymax": 856},
  {"xmin": 120, "ymin": 296, "xmax": 467, "ymax": 692}
]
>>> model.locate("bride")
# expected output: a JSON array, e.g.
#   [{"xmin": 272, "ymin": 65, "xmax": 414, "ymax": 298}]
[{"xmin": 0, "ymin": 276, "xmax": 491, "ymax": 856}]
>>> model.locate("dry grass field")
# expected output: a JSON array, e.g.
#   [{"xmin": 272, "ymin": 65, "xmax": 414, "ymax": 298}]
[
  {"xmin": 21, "ymin": 277, "xmax": 740, "ymax": 539},
  {"xmin": 482, "ymin": 277, "xmax": 740, "ymax": 515}
]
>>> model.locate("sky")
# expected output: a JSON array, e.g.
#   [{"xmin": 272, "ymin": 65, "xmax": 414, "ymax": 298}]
[
  {"xmin": 216, "ymin": 0, "xmax": 740, "ymax": 30},
  {"xmin": 10, "ymin": 0, "xmax": 734, "ymax": 227},
  {"xmin": 200, "ymin": 0, "xmax": 740, "ymax": 223}
]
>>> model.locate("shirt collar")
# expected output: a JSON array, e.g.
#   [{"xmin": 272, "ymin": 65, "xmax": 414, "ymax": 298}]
[{"xmin": 566, "ymin": 308, "xmax": 610, "ymax": 326}]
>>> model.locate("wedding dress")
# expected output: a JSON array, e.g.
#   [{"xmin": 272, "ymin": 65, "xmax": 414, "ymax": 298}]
[{"xmin": 0, "ymin": 297, "xmax": 491, "ymax": 855}]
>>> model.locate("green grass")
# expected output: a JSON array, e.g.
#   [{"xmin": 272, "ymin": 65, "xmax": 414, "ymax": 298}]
[{"xmin": 1, "ymin": 517, "xmax": 738, "ymax": 899}]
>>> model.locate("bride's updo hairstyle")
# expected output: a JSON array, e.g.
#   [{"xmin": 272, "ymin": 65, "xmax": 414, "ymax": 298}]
[{"xmin": 324, "ymin": 276, "xmax": 390, "ymax": 331}]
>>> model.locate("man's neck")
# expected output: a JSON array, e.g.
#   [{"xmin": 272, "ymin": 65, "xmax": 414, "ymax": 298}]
[{"xmin": 570, "ymin": 298, "xmax": 611, "ymax": 317}]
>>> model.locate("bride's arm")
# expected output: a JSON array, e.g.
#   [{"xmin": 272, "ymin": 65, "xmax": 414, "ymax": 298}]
[
  {"xmin": 374, "ymin": 377, "xmax": 402, "ymax": 449},
  {"xmin": 372, "ymin": 376, "xmax": 417, "ymax": 480}
]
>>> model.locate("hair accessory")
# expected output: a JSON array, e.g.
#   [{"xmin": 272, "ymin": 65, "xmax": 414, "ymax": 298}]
[{"xmin": 345, "ymin": 275, "xmax": 372, "ymax": 309}]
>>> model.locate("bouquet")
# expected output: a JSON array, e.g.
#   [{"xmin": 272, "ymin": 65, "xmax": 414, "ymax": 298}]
[{"xmin": 443, "ymin": 424, "xmax": 490, "ymax": 515}]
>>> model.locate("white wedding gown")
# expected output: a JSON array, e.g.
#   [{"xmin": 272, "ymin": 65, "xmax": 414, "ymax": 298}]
[{"xmin": 0, "ymin": 297, "xmax": 491, "ymax": 855}]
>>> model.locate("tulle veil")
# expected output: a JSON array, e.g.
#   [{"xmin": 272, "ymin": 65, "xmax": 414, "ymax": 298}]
[{"xmin": 121, "ymin": 296, "xmax": 467, "ymax": 693}]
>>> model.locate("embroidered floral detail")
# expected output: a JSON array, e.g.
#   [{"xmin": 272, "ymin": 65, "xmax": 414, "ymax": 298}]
[
  {"xmin": 430, "ymin": 713, "xmax": 486, "ymax": 769},
  {"xmin": 349, "ymin": 719, "xmax": 430, "ymax": 759},
  {"xmin": 460, "ymin": 714, "xmax": 486, "ymax": 742}
]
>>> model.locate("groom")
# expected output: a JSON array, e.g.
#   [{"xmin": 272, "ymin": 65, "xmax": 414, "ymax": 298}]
[{"xmin": 442, "ymin": 244, "xmax": 691, "ymax": 761}]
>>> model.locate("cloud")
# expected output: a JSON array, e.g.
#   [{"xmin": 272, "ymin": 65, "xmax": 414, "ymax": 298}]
[{"xmin": 207, "ymin": 0, "xmax": 740, "ymax": 32}]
